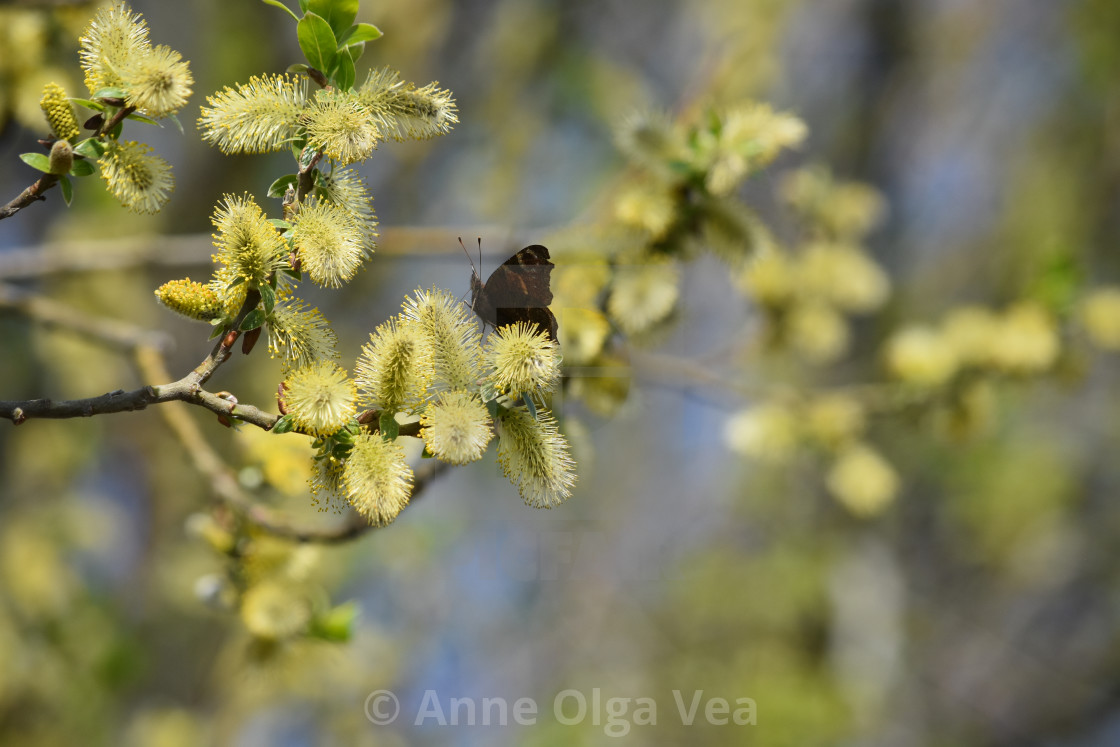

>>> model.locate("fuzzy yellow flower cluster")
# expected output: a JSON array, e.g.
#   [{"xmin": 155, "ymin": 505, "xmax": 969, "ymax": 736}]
[
  {"xmin": 153, "ymin": 278, "xmax": 224, "ymax": 321},
  {"xmin": 98, "ymin": 140, "xmax": 173, "ymax": 214},
  {"xmin": 733, "ymin": 168, "xmax": 891, "ymax": 364},
  {"xmin": 75, "ymin": 2, "xmax": 191, "ymax": 214},
  {"xmin": 38, "ymin": 82, "xmax": 79, "ymax": 142},
  {"xmin": 725, "ymin": 393, "xmax": 867, "ymax": 464},
  {"xmin": 886, "ymin": 302, "xmax": 1060, "ymax": 386},
  {"xmin": 79, "ymin": 1, "xmax": 192, "ymax": 118},
  {"xmin": 485, "ymin": 322, "xmax": 562, "ymax": 399},
  {"xmin": 695, "ymin": 103, "xmax": 808, "ymax": 196},
  {"xmin": 725, "ymin": 392, "xmax": 898, "ymax": 517},
  {"xmin": 781, "ymin": 166, "xmax": 887, "ymax": 240},
  {"xmin": 284, "ymin": 362, "xmax": 357, "ymax": 438},
  {"xmin": 290, "ymin": 199, "xmax": 370, "ymax": 288},
  {"xmin": 1077, "ymin": 287, "xmax": 1120, "ymax": 351},
  {"xmin": 568, "ymin": 104, "xmax": 808, "ymax": 357},
  {"xmin": 155, "ymin": 193, "xmax": 338, "ymax": 371},
  {"xmin": 267, "ymin": 300, "xmax": 339, "ymax": 372},
  {"xmin": 234, "ymin": 537, "xmax": 325, "ymax": 641},
  {"xmin": 740, "ymin": 243, "xmax": 890, "ymax": 364},
  {"xmin": 342, "ymin": 435, "xmax": 414, "ymax": 526},
  {"xmin": 420, "ymin": 390, "xmax": 493, "ymax": 465},
  {"xmin": 198, "ymin": 67, "xmax": 456, "ymax": 163},
  {"xmin": 295, "ymin": 288, "xmax": 575, "ymax": 525}
]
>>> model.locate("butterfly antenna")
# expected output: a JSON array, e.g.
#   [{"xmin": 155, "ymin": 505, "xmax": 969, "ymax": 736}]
[{"xmin": 457, "ymin": 236, "xmax": 477, "ymax": 275}]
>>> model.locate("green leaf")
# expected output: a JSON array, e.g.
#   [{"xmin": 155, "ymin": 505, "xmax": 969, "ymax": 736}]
[
  {"xmin": 296, "ymin": 12, "xmax": 337, "ymax": 72},
  {"xmin": 267, "ymin": 174, "xmax": 299, "ymax": 198},
  {"xmin": 19, "ymin": 153, "xmax": 52, "ymax": 173},
  {"xmin": 486, "ymin": 398, "xmax": 503, "ymax": 418},
  {"xmin": 227, "ymin": 275, "xmax": 246, "ymax": 289},
  {"xmin": 69, "ymin": 98, "xmax": 106, "ymax": 113},
  {"xmin": 378, "ymin": 412, "xmax": 400, "ymax": 441},
  {"xmin": 329, "ymin": 440, "xmax": 353, "ymax": 459},
  {"xmin": 92, "ymin": 86, "xmax": 127, "ymax": 101},
  {"xmin": 126, "ymin": 111, "xmax": 160, "ymax": 126},
  {"xmin": 1029, "ymin": 253, "xmax": 1083, "ymax": 312},
  {"xmin": 73, "ymin": 138, "xmax": 106, "ymax": 159},
  {"xmin": 309, "ymin": 0, "xmax": 358, "ymax": 40},
  {"xmin": 110, "ymin": 121, "xmax": 124, "ymax": 139},
  {"xmin": 338, "ymin": 22, "xmax": 382, "ymax": 47},
  {"xmin": 286, "ymin": 63, "xmax": 310, "ymax": 74},
  {"xmin": 524, "ymin": 396, "xmax": 538, "ymax": 420},
  {"xmin": 260, "ymin": 0, "xmax": 299, "ymax": 21},
  {"xmin": 240, "ymin": 309, "xmax": 267, "ymax": 331},
  {"xmin": 332, "ymin": 48, "xmax": 355, "ymax": 91},
  {"xmin": 421, "ymin": 446, "xmax": 434, "ymax": 459},
  {"xmin": 268, "ymin": 218, "xmax": 293, "ymax": 229},
  {"xmin": 282, "ymin": 266, "xmax": 303, "ymax": 281},
  {"xmin": 69, "ymin": 159, "xmax": 96, "ymax": 177},
  {"xmin": 272, "ymin": 414, "xmax": 295, "ymax": 433},
  {"xmin": 167, "ymin": 113, "xmax": 185, "ymax": 136},
  {"xmin": 347, "ymin": 42, "xmax": 364, "ymax": 64},
  {"xmin": 298, "ymin": 0, "xmax": 309, "ymax": 11},
  {"xmin": 308, "ymin": 600, "xmax": 359, "ymax": 642},
  {"xmin": 59, "ymin": 175, "xmax": 73, "ymax": 206},
  {"xmin": 259, "ymin": 283, "xmax": 276, "ymax": 314},
  {"xmin": 298, "ymin": 146, "xmax": 320, "ymax": 171},
  {"xmin": 208, "ymin": 324, "xmax": 227, "ymax": 340}
]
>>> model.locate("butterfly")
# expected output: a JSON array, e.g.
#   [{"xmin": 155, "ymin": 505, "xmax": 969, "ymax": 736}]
[{"xmin": 466, "ymin": 241, "xmax": 558, "ymax": 342}]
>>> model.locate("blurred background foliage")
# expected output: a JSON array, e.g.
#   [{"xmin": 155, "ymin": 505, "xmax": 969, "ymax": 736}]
[{"xmin": 3, "ymin": 0, "xmax": 1120, "ymax": 745}]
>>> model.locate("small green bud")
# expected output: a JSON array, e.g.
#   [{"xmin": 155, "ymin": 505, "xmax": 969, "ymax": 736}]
[{"xmin": 48, "ymin": 140, "xmax": 73, "ymax": 175}]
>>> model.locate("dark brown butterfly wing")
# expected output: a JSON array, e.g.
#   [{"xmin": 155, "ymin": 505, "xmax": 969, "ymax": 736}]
[{"xmin": 472, "ymin": 244, "xmax": 558, "ymax": 341}]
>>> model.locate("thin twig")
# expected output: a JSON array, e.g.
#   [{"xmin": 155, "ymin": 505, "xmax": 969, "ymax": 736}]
[
  {"xmin": 0, "ymin": 286, "xmax": 260, "ymax": 425},
  {"xmin": 99, "ymin": 105, "xmax": 137, "ymax": 136},
  {"xmin": 0, "ymin": 283, "xmax": 448, "ymax": 542},
  {"xmin": 0, "ymin": 172, "xmax": 61, "ymax": 221},
  {"xmin": 133, "ymin": 344, "xmax": 448, "ymax": 543}
]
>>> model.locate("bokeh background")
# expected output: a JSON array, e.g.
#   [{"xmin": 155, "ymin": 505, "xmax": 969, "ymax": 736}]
[{"xmin": 2, "ymin": 0, "xmax": 1120, "ymax": 745}]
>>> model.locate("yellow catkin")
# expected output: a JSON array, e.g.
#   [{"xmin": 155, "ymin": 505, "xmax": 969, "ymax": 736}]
[{"xmin": 39, "ymin": 82, "xmax": 80, "ymax": 141}]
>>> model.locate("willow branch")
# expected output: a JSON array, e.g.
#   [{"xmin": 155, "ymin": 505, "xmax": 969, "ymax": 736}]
[
  {"xmin": 0, "ymin": 283, "xmax": 448, "ymax": 541},
  {"xmin": 134, "ymin": 344, "xmax": 448, "ymax": 543},
  {"xmin": 0, "ymin": 285, "xmax": 430, "ymax": 434},
  {"xmin": 0, "ymin": 172, "xmax": 61, "ymax": 221},
  {"xmin": 232, "ymin": 461, "xmax": 450, "ymax": 544},
  {"xmin": 0, "ymin": 285, "xmax": 262, "ymax": 425},
  {"xmin": 98, "ymin": 105, "xmax": 137, "ymax": 136}
]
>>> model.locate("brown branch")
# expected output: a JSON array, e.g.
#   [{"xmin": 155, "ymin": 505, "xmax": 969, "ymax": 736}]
[
  {"xmin": 133, "ymin": 345, "xmax": 450, "ymax": 543},
  {"xmin": 99, "ymin": 105, "xmax": 137, "ymax": 136},
  {"xmin": 296, "ymin": 146, "xmax": 324, "ymax": 204},
  {"xmin": 0, "ymin": 284, "xmax": 262, "ymax": 425},
  {"xmin": 1, "ymin": 104, "xmax": 136, "ymax": 222},
  {"xmin": 0, "ymin": 381, "xmax": 282, "ymax": 428},
  {"xmin": 230, "ymin": 461, "xmax": 450, "ymax": 544},
  {"xmin": 0, "ymin": 172, "xmax": 61, "ymax": 221},
  {"xmin": 0, "ymin": 284, "xmax": 449, "ymax": 542},
  {"xmin": 0, "ymin": 285, "xmax": 427, "ymax": 435}
]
